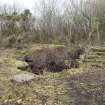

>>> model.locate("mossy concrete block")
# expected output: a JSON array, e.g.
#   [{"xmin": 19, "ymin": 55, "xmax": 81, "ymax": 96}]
[
  {"xmin": 91, "ymin": 47, "xmax": 105, "ymax": 52},
  {"xmin": 15, "ymin": 60, "xmax": 29, "ymax": 70},
  {"xmin": 11, "ymin": 73, "xmax": 35, "ymax": 83}
]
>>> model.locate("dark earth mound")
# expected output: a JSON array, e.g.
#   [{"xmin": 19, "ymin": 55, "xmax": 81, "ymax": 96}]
[{"xmin": 22, "ymin": 46, "xmax": 83, "ymax": 74}]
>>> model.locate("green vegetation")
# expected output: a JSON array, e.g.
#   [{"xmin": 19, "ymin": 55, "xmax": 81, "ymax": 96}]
[
  {"xmin": 1, "ymin": 44, "xmax": 105, "ymax": 105},
  {"xmin": 0, "ymin": 44, "xmax": 84, "ymax": 104},
  {"xmin": 0, "ymin": 0, "xmax": 105, "ymax": 104}
]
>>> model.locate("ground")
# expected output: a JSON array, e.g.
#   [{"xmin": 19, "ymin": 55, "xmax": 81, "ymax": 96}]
[{"xmin": 0, "ymin": 44, "xmax": 105, "ymax": 105}]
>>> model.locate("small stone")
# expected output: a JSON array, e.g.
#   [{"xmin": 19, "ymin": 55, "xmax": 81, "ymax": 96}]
[{"xmin": 16, "ymin": 99, "xmax": 22, "ymax": 104}]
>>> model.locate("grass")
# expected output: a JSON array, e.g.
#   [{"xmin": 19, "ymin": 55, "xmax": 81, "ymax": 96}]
[
  {"xmin": 1, "ymin": 44, "xmax": 105, "ymax": 105},
  {"xmin": 0, "ymin": 44, "xmax": 83, "ymax": 105}
]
